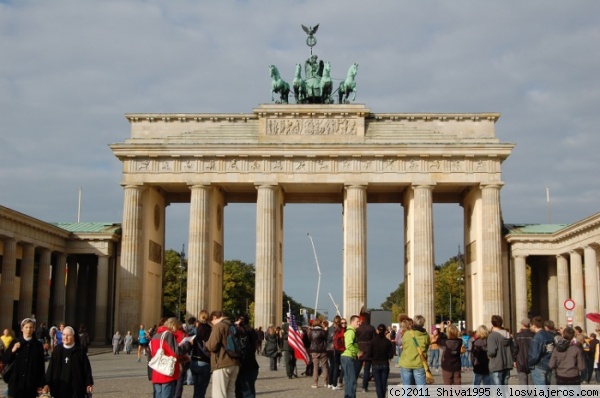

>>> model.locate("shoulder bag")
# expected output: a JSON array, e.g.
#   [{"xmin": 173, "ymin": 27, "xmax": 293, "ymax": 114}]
[
  {"xmin": 148, "ymin": 331, "xmax": 177, "ymax": 377},
  {"xmin": 409, "ymin": 330, "xmax": 434, "ymax": 384}
]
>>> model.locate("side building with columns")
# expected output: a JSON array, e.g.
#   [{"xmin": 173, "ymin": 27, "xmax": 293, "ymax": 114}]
[
  {"xmin": 505, "ymin": 213, "xmax": 600, "ymax": 334},
  {"xmin": 0, "ymin": 205, "xmax": 120, "ymax": 343}
]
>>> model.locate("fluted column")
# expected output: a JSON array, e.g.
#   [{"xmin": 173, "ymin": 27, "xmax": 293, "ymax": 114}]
[
  {"xmin": 18, "ymin": 243, "xmax": 35, "ymax": 321},
  {"xmin": 343, "ymin": 185, "xmax": 368, "ymax": 318},
  {"xmin": 255, "ymin": 185, "xmax": 278, "ymax": 328},
  {"xmin": 0, "ymin": 238, "xmax": 17, "ymax": 328},
  {"xmin": 119, "ymin": 185, "xmax": 143, "ymax": 333},
  {"xmin": 513, "ymin": 255, "xmax": 528, "ymax": 327},
  {"xmin": 36, "ymin": 248, "xmax": 52, "ymax": 324},
  {"xmin": 569, "ymin": 250, "xmax": 584, "ymax": 326},
  {"xmin": 556, "ymin": 255, "xmax": 569, "ymax": 326},
  {"xmin": 95, "ymin": 255, "xmax": 109, "ymax": 343},
  {"xmin": 547, "ymin": 261, "xmax": 558, "ymax": 326},
  {"xmin": 52, "ymin": 252, "xmax": 67, "ymax": 325},
  {"xmin": 412, "ymin": 184, "xmax": 435, "ymax": 326},
  {"xmin": 481, "ymin": 184, "xmax": 503, "ymax": 319},
  {"xmin": 65, "ymin": 255, "xmax": 78, "ymax": 326},
  {"xmin": 187, "ymin": 184, "xmax": 211, "ymax": 317},
  {"xmin": 584, "ymin": 246, "xmax": 599, "ymax": 332}
]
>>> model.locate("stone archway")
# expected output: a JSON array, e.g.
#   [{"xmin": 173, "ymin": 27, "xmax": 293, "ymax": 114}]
[{"xmin": 111, "ymin": 104, "xmax": 514, "ymax": 331}]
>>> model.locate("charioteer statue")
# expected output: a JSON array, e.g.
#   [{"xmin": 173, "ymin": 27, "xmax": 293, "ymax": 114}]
[{"xmin": 268, "ymin": 24, "xmax": 358, "ymax": 105}]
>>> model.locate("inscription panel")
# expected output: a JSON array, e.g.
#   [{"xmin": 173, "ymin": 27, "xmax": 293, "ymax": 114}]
[{"xmin": 266, "ymin": 118, "xmax": 358, "ymax": 136}]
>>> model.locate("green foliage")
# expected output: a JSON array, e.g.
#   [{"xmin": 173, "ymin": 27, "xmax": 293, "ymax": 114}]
[
  {"xmin": 381, "ymin": 255, "xmax": 467, "ymax": 323},
  {"xmin": 162, "ymin": 249, "xmax": 187, "ymax": 319},
  {"xmin": 222, "ymin": 259, "xmax": 255, "ymax": 318},
  {"xmin": 161, "ymin": 253, "xmax": 318, "ymax": 328}
]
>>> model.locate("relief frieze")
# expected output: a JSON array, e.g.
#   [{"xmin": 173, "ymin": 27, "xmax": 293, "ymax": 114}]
[
  {"xmin": 266, "ymin": 118, "xmax": 357, "ymax": 135},
  {"xmin": 131, "ymin": 156, "xmax": 491, "ymax": 174}
]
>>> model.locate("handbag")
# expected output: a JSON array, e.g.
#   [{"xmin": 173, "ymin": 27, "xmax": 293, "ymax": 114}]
[
  {"xmin": 1, "ymin": 360, "xmax": 14, "ymax": 383},
  {"xmin": 409, "ymin": 331, "xmax": 434, "ymax": 384},
  {"xmin": 148, "ymin": 331, "xmax": 177, "ymax": 377}
]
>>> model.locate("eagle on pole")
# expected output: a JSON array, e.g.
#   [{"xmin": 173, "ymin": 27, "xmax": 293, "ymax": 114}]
[{"xmin": 302, "ymin": 23, "xmax": 319, "ymax": 49}]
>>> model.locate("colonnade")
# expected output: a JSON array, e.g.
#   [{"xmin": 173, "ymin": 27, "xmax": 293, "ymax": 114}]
[
  {"xmin": 512, "ymin": 244, "xmax": 600, "ymax": 333},
  {"xmin": 0, "ymin": 207, "xmax": 119, "ymax": 342},
  {"xmin": 119, "ymin": 179, "xmax": 506, "ymax": 331}
]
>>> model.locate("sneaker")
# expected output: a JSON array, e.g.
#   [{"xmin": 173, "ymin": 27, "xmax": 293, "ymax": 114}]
[
  {"xmin": 361, "ymin": 388, "xmax": 368, "ymax": 393},
  {"xmin": 332, "ymin": 385, "xmax": 342, "ymax": 390},
  {"xmin": 311, "ymin": 385, "xmax": 318, "ymax": 389}
]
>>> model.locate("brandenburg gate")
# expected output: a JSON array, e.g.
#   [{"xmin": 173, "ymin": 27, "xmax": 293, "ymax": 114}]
[{"xmin": 110, "ymin": 104, "xmax": 514, "ymax": 331}]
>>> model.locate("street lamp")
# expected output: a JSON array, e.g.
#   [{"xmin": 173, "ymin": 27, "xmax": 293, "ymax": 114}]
[
  {"xmin": 457, "ymin": 245, "xmax": 464, "ymax": 328},
  {"xmin": 178, "ymin": 244, "xmax": 186, "ymax": 321}
]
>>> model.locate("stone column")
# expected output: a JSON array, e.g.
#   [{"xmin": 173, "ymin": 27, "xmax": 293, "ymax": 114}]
[
  {"xmin": 411, "ymin": 184, "xmax": 435, "ymax": 326},
  {"xmin": 95, "ymin": 255, "xmax": 109, "ymax": 343},
  {"xmin": 343, "ymin": 185, "xmax": 367, "ymax": 318},
  {"xmin": 547, "ymin": 261, "xmax": 558, "ymax": 326},
  {"xmin": 569, "ymin": 250, "xmax": 584, "ymax": 326},
  {"xmin": 556, "ymin": 254, "xmax": 569, "ymax": 326},
  {"xmin": 481, "ymin": 184, "xmax": 503, "ymax": 320},
  {"xmin": 187, "ymin": 184, "xmax": 211, "ymax": 317},
  {"xmin": 52, "ymin": 252, "xmax": 67, "ymax": 325},
  {"xmin": 584, "ymin": 246, "xmax": 599, "ymax": 333},
  {"xmin": 119, "ymin": 185, "xmax": 143, "ymax": 334},
  {"xmin": 18, "ymin": 243, "xmax": 35, "ymax": 321},
  {"xmin": 513, "ymin": 255, "xmax": 528, "ymax": 327},
  {"xmin": 255, "ymin": 185, "xmax": 278, "ymax": 328},
  {"xmin": 65, "ymin": 255, "xmax": 78, "ymax": 326},
  {"xmin": 0, "ymin": 238, "xmax": 17, "ymax": 328},
  {"xmin": 36, "ymin": 248, "xmax": 52, "ymax": 324}
]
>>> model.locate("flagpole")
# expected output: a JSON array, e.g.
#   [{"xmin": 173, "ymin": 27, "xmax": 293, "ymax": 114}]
[
  {"xmin": 77, "ymin": 187, "xmax": 82, "ymax": 222},
  {"xmin": 307, "ymin": 232, "xmax": 322, "ymax": 320}
]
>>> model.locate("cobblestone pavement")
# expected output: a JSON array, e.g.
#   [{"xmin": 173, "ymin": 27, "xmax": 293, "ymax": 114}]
[{"xmin": 1, "ymin": 346, "xmax": 486, "ymax": 397}]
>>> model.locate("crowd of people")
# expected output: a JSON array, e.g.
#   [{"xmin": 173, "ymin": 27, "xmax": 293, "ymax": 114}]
[
  {"xmin": 2, "ymin": 311, "xmax": 598, "ymax": 398},
  {"xmin": 390, "ymin": 313, "xmax": 600, "ymax": 389}
]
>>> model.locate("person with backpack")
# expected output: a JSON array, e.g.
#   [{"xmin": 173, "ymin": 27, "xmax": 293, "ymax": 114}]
[
  {"xmin": 190, "ymin": 310, "xmax": 212, "ymax": 398},
  {"xmin": 528, "ymin": 315, "xmax": 555, "ymax": 386},
  {"xmin": 234, "ymin": 314, "xmax": 259, "ymax": 398},
  {"xmin": 206, "ymin": 310, "xmax": 240, "ymax": 398}
]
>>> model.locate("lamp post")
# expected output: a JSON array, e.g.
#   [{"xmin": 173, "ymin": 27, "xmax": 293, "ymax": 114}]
[
  {"xmin": 457, "ymin": 245, "xmax": 464, "ymax": 328},
  {"xmin": 178, "ymin": 244, "xmax": 186, "ymax": 321}
]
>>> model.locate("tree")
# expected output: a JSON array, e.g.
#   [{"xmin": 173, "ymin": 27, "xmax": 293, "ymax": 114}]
[
  {"xmin": 222, "ymin": 259, "xmax": 255, "ymax": 317},
  {"xmin": 162, "ymin": 249, "xmax": 187, "ymax": 319},
  {"xmin": 381, "ymin": 281, "xmax": 405, "ymax": 322}
]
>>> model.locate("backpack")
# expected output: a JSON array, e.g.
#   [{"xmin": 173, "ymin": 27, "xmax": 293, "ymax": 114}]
[
  {"xmin": 225, "ymin": 325, "xmax": 247, "ymax": 359},
  {"xmin": 333, "ymin": 328, "xmax": 346, "ymax": 352}
]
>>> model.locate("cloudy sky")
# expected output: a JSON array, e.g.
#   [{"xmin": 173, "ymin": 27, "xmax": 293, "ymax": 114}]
[{"xmin": 2, "ymin": 1, "xmax": 599, "ymax": 318}]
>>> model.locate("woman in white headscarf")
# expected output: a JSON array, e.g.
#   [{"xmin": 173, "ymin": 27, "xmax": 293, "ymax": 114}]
[{"xmin": 46, "ymin": 325, "xmax": 94, "ymax": 398}]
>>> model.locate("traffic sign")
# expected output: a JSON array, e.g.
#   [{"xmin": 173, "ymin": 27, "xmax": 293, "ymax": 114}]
[{"xmin": 564, "ymin": 298, "xmax": 575, "ymax": 311}]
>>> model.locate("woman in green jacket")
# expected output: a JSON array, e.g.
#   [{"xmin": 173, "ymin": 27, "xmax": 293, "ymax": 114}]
[{"xmin": 399, "ymin": 315, "xmax": 430, "ymax": 386}]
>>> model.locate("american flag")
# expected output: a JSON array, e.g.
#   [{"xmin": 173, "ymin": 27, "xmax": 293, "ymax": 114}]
[{"xmin": 288, "ymin": 313, "xmax": 309, "ymax": 364}]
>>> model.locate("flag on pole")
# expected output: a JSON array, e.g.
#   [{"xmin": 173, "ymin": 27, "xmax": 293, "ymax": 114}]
[{"xmin": 288, "ymin": 312, "xmax": 310, "ymax": 365}]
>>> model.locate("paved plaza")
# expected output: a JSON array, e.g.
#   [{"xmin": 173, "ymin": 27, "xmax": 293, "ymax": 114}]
[{"xmin": 0, "ymin": 346, "xmax": 491, "ymax": 398}]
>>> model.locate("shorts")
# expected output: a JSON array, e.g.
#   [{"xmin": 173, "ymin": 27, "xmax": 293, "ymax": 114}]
[{"xmin": 139, "ymin": 341, "xmax": 149, "ymax": 348}]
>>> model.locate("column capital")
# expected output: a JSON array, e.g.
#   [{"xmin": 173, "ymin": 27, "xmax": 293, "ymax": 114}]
[
  {"xmin": 411, "ymin": 183, "xmax": 436, "ymax": 190},
  {"xmin": 513, "ymin": 254, "xmax": 528, "ymax": 260},
  {"xmin": 480, "ymin": 182, "xmax": 504, "ymax": 189},
  {"xmin": 122, "ymin": 183, "xmax": 143, "ymax": 190},
  {"xmin": 188, "ymin": 183, "xmax": 212, "ymax": 189}
]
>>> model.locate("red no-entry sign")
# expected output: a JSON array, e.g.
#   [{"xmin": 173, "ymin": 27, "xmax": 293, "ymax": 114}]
[{"xmin": 563, "ymin": 298, "xmax": 575, "ymax": 311}]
